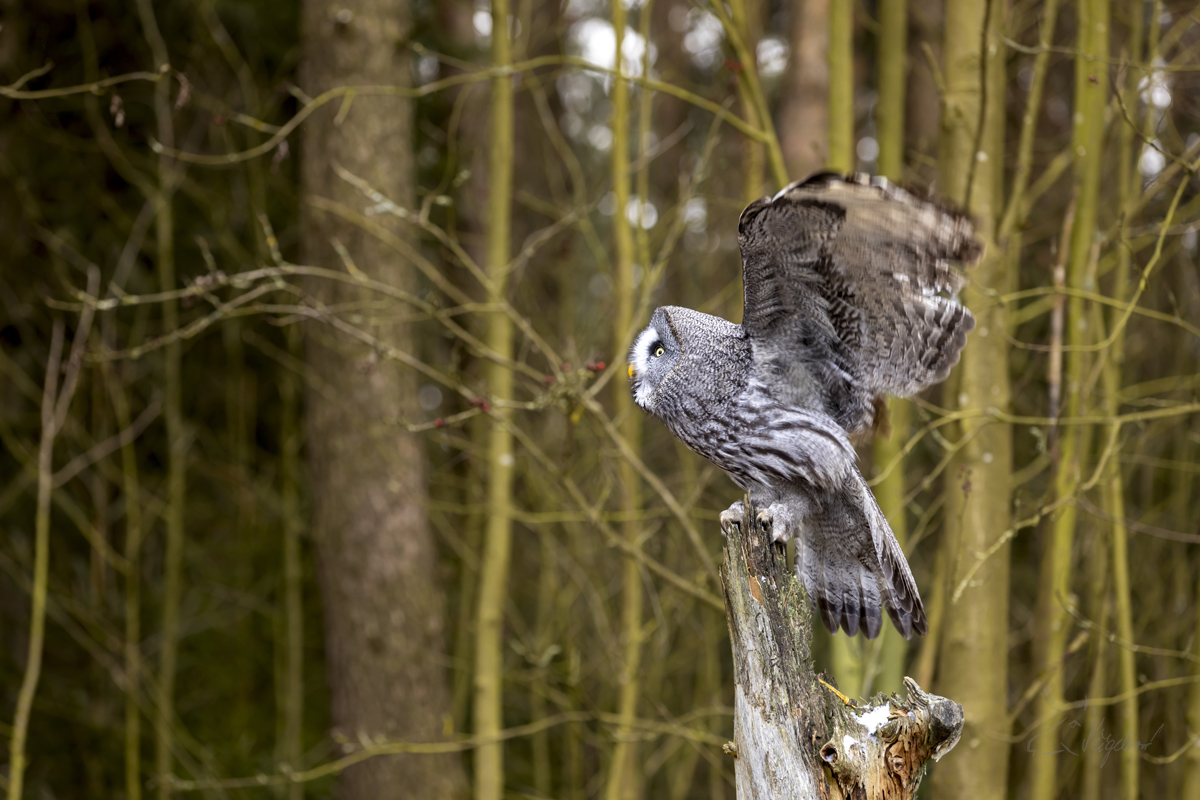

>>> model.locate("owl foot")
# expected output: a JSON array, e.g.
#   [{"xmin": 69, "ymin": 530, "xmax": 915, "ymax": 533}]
[
  {"xmin": 720, "ymin": 501, "xmax": 746, "ymax": 537},
  {"xmin": 756, "ymin": 503, "xmax": 799, "ymax": 544}
]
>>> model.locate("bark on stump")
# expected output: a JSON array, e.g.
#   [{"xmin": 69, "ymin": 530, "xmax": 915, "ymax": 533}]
[{"xmin": 721, "ymin": 499, "xmax": 963, "ymax": 799}]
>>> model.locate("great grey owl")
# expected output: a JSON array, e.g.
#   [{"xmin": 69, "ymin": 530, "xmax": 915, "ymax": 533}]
[{"xmin": 628, "ymin": 173, "xmax": 981, "ymax": 640}]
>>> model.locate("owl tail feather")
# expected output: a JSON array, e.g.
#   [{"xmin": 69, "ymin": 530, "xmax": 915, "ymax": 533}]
[{"xmin": 796, "ymin": 468, "xmax": 927, "ymax": 641}]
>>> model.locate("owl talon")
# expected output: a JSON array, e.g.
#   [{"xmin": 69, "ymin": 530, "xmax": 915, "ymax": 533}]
[
  {"xmin": 720, "ymin": 501, "xmax": 746, "ymax": 536},
  {"xmin": 757, "ymin": 504, "xmax": 795, "ymax": 544}
]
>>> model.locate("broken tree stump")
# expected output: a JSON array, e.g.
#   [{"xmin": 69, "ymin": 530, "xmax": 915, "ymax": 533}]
[{"xmin": 720, "ymin": 499, "xmax": 964, "ymax": 799}]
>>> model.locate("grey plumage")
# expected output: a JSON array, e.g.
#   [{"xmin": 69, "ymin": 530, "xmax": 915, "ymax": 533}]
[{"xmin": 629, "ymin": 173, "xmax": 981, "ymax": 639}]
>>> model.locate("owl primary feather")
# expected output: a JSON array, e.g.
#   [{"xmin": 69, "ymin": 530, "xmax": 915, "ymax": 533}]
[{"xmin": 628, "ymin": 173, "xmax": 981, "ymax": 640}]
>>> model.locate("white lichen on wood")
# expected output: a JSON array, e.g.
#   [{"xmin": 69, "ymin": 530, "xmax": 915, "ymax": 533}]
[{"xmin": 721, "ymin": 499, "xmax": 963, "ymax": 799}]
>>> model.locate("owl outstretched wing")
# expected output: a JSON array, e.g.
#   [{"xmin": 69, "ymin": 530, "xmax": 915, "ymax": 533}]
[{"xmin": 737, "ymin": 173, "xmax": 982, "ymax": 434}]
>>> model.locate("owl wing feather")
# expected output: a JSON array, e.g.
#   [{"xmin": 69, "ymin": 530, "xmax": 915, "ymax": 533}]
[
  {"xmin": 798, "ymin": 471, "xmax": 927, "ymax": 640},
  {"xmin": 713, "ymin": 390, "xmax": 927, "ymax": 640},
  {"xmin": 719, "ymin": 394, "xmax": 858, "ymax": 492},
  {"xmin": 737, "ymin": 172, "xmax": 982, "ymax": 434},
  {"xmin": 799, "ymin": 487, "xmax": 885, "ymax": 639}
]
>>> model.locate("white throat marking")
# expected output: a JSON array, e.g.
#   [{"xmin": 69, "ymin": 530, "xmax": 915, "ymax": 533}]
[{"xmin": 631, "ymin": 327, "xmax": 660, "ymax": 407}]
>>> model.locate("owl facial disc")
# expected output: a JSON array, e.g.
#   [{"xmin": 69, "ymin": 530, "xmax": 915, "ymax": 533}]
[{"xmin": 629, "ymin": 325, "xmax": 668, "ymax": 408}]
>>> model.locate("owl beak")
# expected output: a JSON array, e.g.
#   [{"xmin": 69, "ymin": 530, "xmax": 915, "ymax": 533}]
[{"xmin": 628, "ymin": 363, "xmax": 635, "ymax": 379}]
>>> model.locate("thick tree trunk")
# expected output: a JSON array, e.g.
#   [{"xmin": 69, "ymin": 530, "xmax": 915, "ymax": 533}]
[
  {"xmin": 1027, "ymin": 2, "xmax": 1108, "ymax": 797},
  {"xmin": 604, "ymin": 0, "xmax": 644, "ymax": 797},
  {"xmin": 930, "ymin": 0, "xmax": 1011, "ymax": 798},
  {"xmin": 299, "ymin": 1, "xmax": 467, "ymax": 798},
  {"xmin": 779, "ymin": 0, "xmax": 828, "ymax": 178},
  {"xmin": 722, "ymin": 500, "xmax": 962, "ymax": 799}
]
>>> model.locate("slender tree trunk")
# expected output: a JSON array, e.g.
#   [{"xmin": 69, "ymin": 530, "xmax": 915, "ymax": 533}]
[
  {"xmin": 1104, "ymin": 9, "xmax": 1152, "ymax": 796},
  {"xmin": 299, "ymin": 1, "xmax": 467, "ymax": 797},
  {"xmin": 530, "ymin": 529, "xmax": 557, "ymax": 797},
  {"xmin": 6, "ymin": 266, "xmax": 98, "ymax": 800},
  {"xmin": 731, "ymin": 0, "xmax": 765, "ymax": 200},
  {"xmin": 1080, "ymin": 379, "xmax": 1109, "ymax": 800},
  {"xmin": 5, "ymin": 323, "xmax": 64, "ymax": 800},
  {"xmin": 1106, "ymin": 10, "xmax": 1156, "ymax": 799},
  {"xmin": 904, "ymin": 0, "xmax": 942, "ymax": 183},
  {"xmin": 131, "ymin": 4, "xmax": 186, "ymax": 795},
  {"xmin": 279, "ymin": 324, "xmax": 304, "ymax": 800},
  {"xmin": 826, "ymin": 0, "xmax": 853, "ymax": 174},
  {"xmin": 874, "ymin": 0, "xmax": 905, "ymax": 188},
  {"xmin": 704, "ymin": 611, "xmax": 727, "ymax": 800},
  {"xmin": 604, "ymin": 0, "xmax": 644, "ymax": 794},
  {"xmin": 473, "ymin": 0, "xmax": 516, "ymax": 793},
  {"xmin": 780, "ymin": 0, "xmax": 829, "ymax": 178},
  {"xmin": 1105, "ymin": 453, "xmax": 1137, "ymax": 797},
  {"xmin": 89, "ymin": 363, "xmax": 110, "ymax": 604},
  {"xmin": 904, "ymin": 0, "xmax": 946, "ymax": 691},
  {"xmin": 930, "ymin": 1, "xmax": 1010, "ymax": 799},
  {"xmin": 872, "ymin": 0, "xmax": 908, "ymax": 697},
  {"xmin": 107, "ymin": 365, "xmax": 145, "ymax": 800},
  {"xmin": 1186, "ymin": 546, "xmax": 1200, "ymax": 796},
  {"xmin": 1027, "ymin": 2, "xmax": 1107, "ymax": 797}
]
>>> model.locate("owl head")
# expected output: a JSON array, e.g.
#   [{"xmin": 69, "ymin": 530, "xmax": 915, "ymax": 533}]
[{"xmin": 628, "ymin": 307, "xmax": 680, "ymax": 411}]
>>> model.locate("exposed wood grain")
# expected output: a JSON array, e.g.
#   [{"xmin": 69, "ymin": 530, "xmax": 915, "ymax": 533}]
[{"xmin": 721, "ymin": 499, "xmax": 963, "ymax": 799}]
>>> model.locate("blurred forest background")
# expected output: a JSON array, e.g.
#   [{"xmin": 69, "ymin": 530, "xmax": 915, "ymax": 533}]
[{"xmin": 1, "ymin": 0, "xmax": 1199, "ymax": 798}]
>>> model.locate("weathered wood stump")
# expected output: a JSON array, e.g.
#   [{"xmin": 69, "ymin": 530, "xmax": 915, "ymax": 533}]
[{"xmin": 720, "ymin": 499, "xmax": 963, "ymax": 799}]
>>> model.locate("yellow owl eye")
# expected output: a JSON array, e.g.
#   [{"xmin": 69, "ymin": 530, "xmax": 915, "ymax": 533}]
[{"xmin": 654, "ymin": 346, "xmax": 665, "ymax": 357}]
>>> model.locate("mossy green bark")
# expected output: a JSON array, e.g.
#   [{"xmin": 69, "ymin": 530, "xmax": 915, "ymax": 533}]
[
  {"xmin": 475, "ymin": 0, "xmax": 517, "ymax": 794},
  {"xmin": 930, "ymin": 0, "xmax": 1010, "ymax": 798},
  {"xmin": 1027, "ymin": 1, "xmax": 1108, "ymax": 797},
  {"xmin": 603, "ymin": 0, "xmax": 644, "ymax": 795}
]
